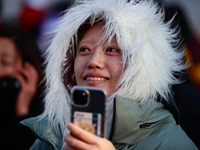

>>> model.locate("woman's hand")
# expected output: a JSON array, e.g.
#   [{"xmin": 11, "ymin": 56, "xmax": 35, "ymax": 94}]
[
  {"xmin": 14, "ymin": 62, "xmax": 38, "ymax": 117},
  {"xmin": 64, "ymin": 123, "xmax": 116, "ymax": 150}
]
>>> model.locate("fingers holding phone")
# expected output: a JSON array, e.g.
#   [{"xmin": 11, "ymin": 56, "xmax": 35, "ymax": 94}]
[
  {"xmin": 64, "ymin": 123, "xmax": 116, "ymax": 150},
  {"xmin": 64, "ymin": 86, "xmax": 116, "ymax": 150}
]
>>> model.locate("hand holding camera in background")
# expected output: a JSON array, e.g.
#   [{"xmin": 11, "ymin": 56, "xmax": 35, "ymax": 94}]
[
  {"xmin": 14, "ymin": 62, "xmax": 39, "ymax": 116},
  {"xmin": 0, "ymin": 30, "xmax": 40, "ymax": 117},
  {"xmin": 0, "ymin": 27, "xmax": 44, "ymax": 150},
  {"xmin": 0, "ymin": 62, "xmax": 38, "ymax": 116}
]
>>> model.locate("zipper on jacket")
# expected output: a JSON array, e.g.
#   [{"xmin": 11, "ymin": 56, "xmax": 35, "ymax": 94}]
[
  {"xmin": 139, "ymin": 121, "xmax": 160, "ymax": 128},
  {"xmin": 109, "ymin": 98, "xmax": 116, "ymax": 141}
]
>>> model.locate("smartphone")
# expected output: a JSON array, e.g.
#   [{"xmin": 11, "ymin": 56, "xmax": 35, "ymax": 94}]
[{"xmin": 71, "ymin": 86, "xmax": 107, "ymax": 137}]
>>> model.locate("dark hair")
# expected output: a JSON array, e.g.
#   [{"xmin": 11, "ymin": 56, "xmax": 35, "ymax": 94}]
[{"xmin": 0, "ymin": 27, "xmax": 43, "ymax": 70}]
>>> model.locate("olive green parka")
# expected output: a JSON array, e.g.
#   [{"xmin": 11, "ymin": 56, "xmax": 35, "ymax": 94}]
[{"xmin": 20, "ymin": 96, "xmax": 198, "ymax": 150}]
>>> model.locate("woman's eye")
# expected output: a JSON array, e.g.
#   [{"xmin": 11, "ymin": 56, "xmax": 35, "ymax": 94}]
[
  {"xmin": 107, "ymin": 47, "xmax": 118, "ymax": 52},
  {"xmin": 78, "ymin": 47, "xmax": 90, "ymax": 55},
  {"xmin": 79, "ymin": 47, "xmax": 90, "ymax": 52}
]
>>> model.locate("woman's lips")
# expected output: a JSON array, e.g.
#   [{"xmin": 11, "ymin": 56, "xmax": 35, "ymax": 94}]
[
  {"xmin": 84, "ymin": 77, "xmax": 108, "ymax": 85},
  {"xmin": 83, "ymin": 72, "xmax": 109, "ymax": 85},
  {"xmin": 85, "ymin": 77, "xmax": 107, "ymax": 81}
]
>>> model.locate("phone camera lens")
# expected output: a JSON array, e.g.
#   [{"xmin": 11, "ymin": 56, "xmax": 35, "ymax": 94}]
[{"xmin": 73, "ymin": 90, "xmax": 88, "ymax": 105}]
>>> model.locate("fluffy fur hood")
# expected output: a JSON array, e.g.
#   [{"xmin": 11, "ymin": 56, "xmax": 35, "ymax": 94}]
[{"xmin": 40, "ymin": 0, "xmax": 186, "ymax": 141}]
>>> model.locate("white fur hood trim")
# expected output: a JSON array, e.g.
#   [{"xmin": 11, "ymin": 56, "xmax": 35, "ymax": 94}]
[{"xmin": 40, "ymin": 0, "xmax": 186, "ymax": 138}]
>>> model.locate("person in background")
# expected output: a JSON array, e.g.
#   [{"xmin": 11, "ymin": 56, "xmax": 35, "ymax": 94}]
[
  {"xmin": 0, "ymin": 26, "xmax": 44, "ymax": 150},
  {"xmin": 37, "ymin": 1, "xmax": 71, "ymax": 54},
  {"xmin": 21, "ymin": 0, "xmax": 198, "ymax": 149},
  {"xmin": 161, "ymin": 3, "xmax": 200, "ymax": 148}
]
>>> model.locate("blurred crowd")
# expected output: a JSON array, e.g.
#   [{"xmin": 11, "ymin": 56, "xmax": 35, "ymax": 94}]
[
  {"xmin": 0, "ymin": 0, "xmax": 73, "ymax": 149},
  {"xmin": 162, "ymin": 2, "xmax": 200, "ymax": 148},
  {"xmin": 0, "ymin": 0, "xmax": 199, "ymax": 149}
]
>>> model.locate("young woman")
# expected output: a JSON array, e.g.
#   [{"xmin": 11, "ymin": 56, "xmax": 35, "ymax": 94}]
[{"xmin": 21, "ymin": 0, "xmax": 197, "ymax": 149}]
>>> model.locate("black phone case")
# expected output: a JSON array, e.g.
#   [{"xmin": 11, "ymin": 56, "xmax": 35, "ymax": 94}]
[{"xmin": 71, "ymin": 86, "xmax": 106, "ymax": 137}]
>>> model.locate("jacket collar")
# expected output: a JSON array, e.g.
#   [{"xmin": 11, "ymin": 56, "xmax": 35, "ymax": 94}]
[{"xmin": 110, "ymin": 95, "xmax": 176, "ymax": 146}]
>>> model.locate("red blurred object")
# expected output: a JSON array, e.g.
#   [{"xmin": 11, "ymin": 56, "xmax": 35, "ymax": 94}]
[{"xmin": 19, "ymin": 5, "xmax": 45, "ymax": 31}]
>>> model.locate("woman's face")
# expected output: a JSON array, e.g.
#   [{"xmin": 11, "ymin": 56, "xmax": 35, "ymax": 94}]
[
  {"xmin": 0, "ymin": 37, "xmax": 22, "ymax": 78},
  {"xmin": 74, "ymin": 23, "xmax": 122, "ymax": 97}
]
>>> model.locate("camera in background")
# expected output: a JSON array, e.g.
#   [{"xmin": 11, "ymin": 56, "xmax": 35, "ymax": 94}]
[{"xmin": 0, "ymin": 76, "xmax": 20, "ymax": 115}]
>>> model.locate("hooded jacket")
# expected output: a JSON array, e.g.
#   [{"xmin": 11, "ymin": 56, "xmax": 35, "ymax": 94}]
[
  {"xmin": 38, "ymin": 0, "xmax": 187, "ymax": 139},
  {"xmin": 20, "ymin": 95, "xmax": 197, "ymax": 150},
  {"xmin": 20, "ymin": 0, "xmax": 194, "ymax": 149}
]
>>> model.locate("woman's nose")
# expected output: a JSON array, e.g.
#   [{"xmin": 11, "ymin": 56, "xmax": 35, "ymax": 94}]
[{"xmin": 88, "ymin": 47, "xmax": 105, "ymax": 69}]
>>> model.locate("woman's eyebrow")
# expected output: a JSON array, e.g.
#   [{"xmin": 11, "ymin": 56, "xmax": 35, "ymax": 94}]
[{"xmin": 79, "ymin": 39, "xmax": 93, "ymax": 44}]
